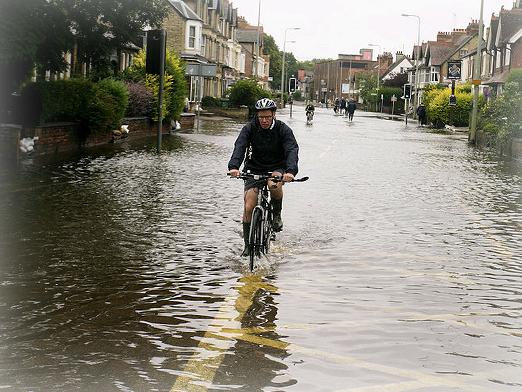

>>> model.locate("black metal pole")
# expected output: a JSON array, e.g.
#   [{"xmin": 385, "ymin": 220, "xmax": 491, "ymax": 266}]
[{"xmin": 157, "ymin": 30, "xmax": 166, "ymax": 154}]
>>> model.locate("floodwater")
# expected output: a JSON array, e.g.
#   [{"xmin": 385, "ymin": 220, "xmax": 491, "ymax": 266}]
[{"xmin": 1, "ymin": 105, "xmax": 521, "ymax": 391}]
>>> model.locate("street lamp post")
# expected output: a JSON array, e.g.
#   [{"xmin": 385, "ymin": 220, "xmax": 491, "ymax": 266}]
[
  {"xmin": 280, "ymin": 27, "xmax": 300, "ymax": 106},
  {"xmin": 401, "ymin": 13, "xmax": 421, "ymax": 116},
  {"xmin": 254, "ymin": 0, "xmax": 261, "ymax": 79},
  {"xmin": 469, "ymin": 0, "xmax": 484, "ymax": 144},
  {"xmin": 368, "ymin": 43, "xmax": 381, "ymax": 112}
]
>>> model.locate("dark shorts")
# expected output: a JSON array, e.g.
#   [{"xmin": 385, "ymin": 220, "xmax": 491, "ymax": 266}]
[{"xmin": 244, "ymin": 169, "xmax": 284, "ymax": 191}]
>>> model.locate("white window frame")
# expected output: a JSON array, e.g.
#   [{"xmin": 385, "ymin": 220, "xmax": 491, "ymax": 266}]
[{"xmin": 188, "ymin": 25, "xmax": 196, "ymax": 48}]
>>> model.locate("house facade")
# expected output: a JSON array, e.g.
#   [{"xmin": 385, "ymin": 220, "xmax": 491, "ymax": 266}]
[
  {"xmin": 382, "ymin": 52, "xmax": 413, "ymax": 81},
  {"xmin": 313, "ymin": 50, "xmax": 377, "ymax": 103},
  {"xmin": 163, "ymin": 0, "xmax": 245, "ymax": 100},
  {"xmin": 482, "ymin": 3, "xmax": 522, "ymax": 96}
]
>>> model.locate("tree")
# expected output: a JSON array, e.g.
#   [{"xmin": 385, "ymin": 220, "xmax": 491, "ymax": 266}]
[
  {"xmin": 357, "ymin": 71, "xmax": 378, "ymax": 108},
  {"xmin": 226, "ymin": 79, "xmax": 272, "ymax": 113},
  {"xmin": 263, "ymin": 34, "xmax": 281, "ymax": 90},
  {"xmin": 63, "ymin": 0, "xmax": 169, "ymax": 78},
  {"xmin": 382, "ymin": 73, "xmax": 408, "ymax": 88},
  {"xmin": 0, "ymin": 0, "xmax": 73, "ymax": 95}
]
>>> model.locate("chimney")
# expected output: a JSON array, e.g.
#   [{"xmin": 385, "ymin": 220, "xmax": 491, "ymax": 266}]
[
  {"xmin": 466, "ymin": 19, "xmax": 480, "ymax": 35},
  {"xmin": 437, "ymin": 31, "xmax": 452, "ymax": 43},
  {"xmin": 451, "ymin": 28, "xmax": 468, "ymax": 43},
  {"xmin": 395, "ymin": 51, "xmax": 406, "ymax": 62}
]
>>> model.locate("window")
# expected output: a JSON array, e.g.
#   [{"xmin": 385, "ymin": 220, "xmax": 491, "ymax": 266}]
[
  {"xmin": 431, "ymin": 66, "xmax": 439, "ymax": 82},
  {"xmin": 201, "ymin": 35, "xmax": 206, "ymax": 55},
  {"xmin": 188, "ymin": 25, "xmax": 196, "ymax": 48}
]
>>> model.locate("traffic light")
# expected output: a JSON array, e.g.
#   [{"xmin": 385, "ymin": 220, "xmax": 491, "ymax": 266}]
[
  {"xmin": 289, "ymin": 77, "xmax": 297, "ymax": 93},
  {"xmin": 146, "ymin": 30, "xmax": 166, "ymax": 75},
  {"xmin": 403, "ymin": 84, "xmax": 411, "ymax": 99}
]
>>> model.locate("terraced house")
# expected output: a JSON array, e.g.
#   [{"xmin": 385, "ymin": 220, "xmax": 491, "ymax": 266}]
[{"xmin": 164, "ymin": 0, "xmax": 245, "ymax": 100}]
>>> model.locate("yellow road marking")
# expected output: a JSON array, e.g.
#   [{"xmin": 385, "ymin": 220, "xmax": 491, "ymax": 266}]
[{"xmin": 170, "ymin": 275, "xmax": 277, "ymax": 392}]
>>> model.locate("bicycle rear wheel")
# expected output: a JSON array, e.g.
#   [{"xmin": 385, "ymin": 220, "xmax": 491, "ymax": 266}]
[{"xmin": 249, "ymin": 209, "xmax": 262, "ymax": 271}]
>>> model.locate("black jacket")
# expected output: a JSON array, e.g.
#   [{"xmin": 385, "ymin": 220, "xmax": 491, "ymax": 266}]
[{"xmin": 228, "ymin": 118, "xmax": 299, "ymax": 175}]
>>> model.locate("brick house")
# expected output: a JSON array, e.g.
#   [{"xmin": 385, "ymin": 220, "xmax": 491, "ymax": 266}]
[
  {"xmin": 312, "ymin": 49, "xmax": 377, "ymax": 103},
  {"xmin": 163, "ymin": 0, "xmax": 205, "ymax": 102},
  {"xmin": 409, "ymin": 21, "xmax": 481, "ymax": 104},
  {"xmin": 482, "ymin": 2, "xmax": 522, "ymax": 96},
  {"xmin": 381, "ymin": 52, "xmax": 413, "ymax": 81},
  {"xmin": 163, "ymin": 0, "xmax": 243, "ymax": 99},
  {"xmin": 237, "ymin": 17, "xmax": 270, "ymax": 90}
]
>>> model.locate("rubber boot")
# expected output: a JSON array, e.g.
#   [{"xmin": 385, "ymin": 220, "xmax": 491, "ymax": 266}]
[
  {"xmin": 241, "ymin": 222, "xmax": 250, "ymax": 257},
  {"xmin": 271, "ymin": 198, "xmax": 283, "ymax": 232}
]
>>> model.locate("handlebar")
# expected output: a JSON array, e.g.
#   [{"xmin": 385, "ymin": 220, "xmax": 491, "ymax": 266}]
[{"xmin": 227, "ymin": 172, "xmax": 309, "ymax": 183}]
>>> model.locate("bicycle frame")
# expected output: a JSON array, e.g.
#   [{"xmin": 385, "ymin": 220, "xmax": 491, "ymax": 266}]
[{"xmin": 228, "ymin": 172, "xmax": 308, "ymax": 271}]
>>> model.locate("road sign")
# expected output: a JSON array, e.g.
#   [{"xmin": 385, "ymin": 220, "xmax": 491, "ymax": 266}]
[
  {"xmin": 447, "ymin": 60, "xmax": 462, "ymax": 80},
  {"xmin": 472, "ymin": 79, "xmax": 481, "ymax": 86},
  {"xmin": 185, "ymin": 63, "xmax": 217, "ymax": 77},
  {"xmin": 391, "ymin": 94, "xmax": 397, "ymax": 102}
]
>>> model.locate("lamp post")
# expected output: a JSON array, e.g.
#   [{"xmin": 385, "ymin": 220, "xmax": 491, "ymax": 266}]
[
  {"xmin": 280, "ymin": 27, "xmax": 300, "ymax": 105},
  {"xmin": 254, "ymin": 0, "xmax": 261, "ymax": 79},
  {"xmin": 469, "ymin": 0, "xmax": 484, "ymax": 144},
  {"xmin": 401, "ymin": 13, "xmax": 421, "ymax": 115},
  {"xmin": 368, "ymin": 43, "xmax": 381, "ymax": 112}
]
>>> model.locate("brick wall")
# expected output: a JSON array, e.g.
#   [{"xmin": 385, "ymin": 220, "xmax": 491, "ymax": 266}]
[
  {"xmin": 12, "ymin": 117, "xmax": 167, "ymax": 157},
  {"xmin": 0, "ymin": 124, "xmax": 22, "ymax": 162},
  {"xmin": 164, "ymin": 12, "xmax": 185, "ymax": 54}
]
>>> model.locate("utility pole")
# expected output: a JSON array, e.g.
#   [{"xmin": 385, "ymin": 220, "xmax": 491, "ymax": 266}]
[
  {"xmin": 469, "ymin": 0, "xmax": 484, "ymax": 144},
  {"xmin": 254, "ymin": 0, "xmax": 261, "ymax": 79}
]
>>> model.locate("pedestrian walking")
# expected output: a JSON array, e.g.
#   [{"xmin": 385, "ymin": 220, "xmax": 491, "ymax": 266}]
[
  {"xmin": 416, "ymin": 103, "xmax": 427, "ymax": 127},
  {"xmin": 347, "ymin": 99, "xmax": 357, "ymax": 121}
]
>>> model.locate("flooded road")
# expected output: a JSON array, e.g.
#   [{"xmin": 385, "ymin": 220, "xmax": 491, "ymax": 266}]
[{"xmin": 1, "ymin": 106, "xmax": 521, "ymax": 391}]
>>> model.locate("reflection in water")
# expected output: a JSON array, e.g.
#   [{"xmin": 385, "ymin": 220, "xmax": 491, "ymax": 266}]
[{"xmin": 171, "ymin": 275, "xmax": 295, "ymax": 391}]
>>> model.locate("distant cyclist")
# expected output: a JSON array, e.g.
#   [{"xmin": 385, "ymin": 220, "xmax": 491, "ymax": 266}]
[
  {"xmin": 305, "ymin": 102, "xmax": 315, "ymax": 122},
  {"xmin": 228, "ymin": 98, "xmax": 299, "ymax": 256}
]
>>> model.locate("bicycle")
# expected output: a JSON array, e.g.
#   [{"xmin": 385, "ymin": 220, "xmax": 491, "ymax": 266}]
[
  {"xmin": 306, "ymin": 110, "xmax": 314, "ymax": 125},
  {"xmin": 229, "ymin": 172, "xmax": 309, "ymax": 271}
]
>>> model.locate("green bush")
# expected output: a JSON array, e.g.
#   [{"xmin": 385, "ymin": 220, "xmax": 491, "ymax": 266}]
[
  {"xmin": 226, "ymin": 78, "xmax": 272, "ymax": 113},
  {"xmin": 479, "ymin": 80, "xmax": 522, "ymax": 149},
  {"xmin": 292, "ymin": 90, "xmax": 303, "ymax": 101},
  {"xmin": 425, "ymin": 86, "xmax": 479, "ymax": 128},
  {"xmin": 87, "ymin": 78, "xmax": 128, "ymax": 133},
  {"xmin": 201, "ymin": 95, "xmax": 220, "ymax": 108},
  {"xmin": 20, "ymin": 78, "xmax": 128, "ymax": 133},
  {"xmin": 125, "ymin": 82, "xmax": 153, "ymax": 117},
  {"xmin": 122, "ymin": 49, "xmax": 187, "ymax": 121},
  {"xmin": 21, "ymin": 79, "xmax": 93, "ymax": 124},
  {"xmin": 506, "ymin": 68, "xmax": 522, "ymax": 86}
]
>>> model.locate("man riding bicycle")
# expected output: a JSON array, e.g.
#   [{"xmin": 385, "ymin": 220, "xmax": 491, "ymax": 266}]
[
  {"xmin": 228, "ymin": 98, "xmax": 299, "ymax": 256},
  {"xmin": 305, "ymin": 102, "xmax": 315, "ymax": 120}
]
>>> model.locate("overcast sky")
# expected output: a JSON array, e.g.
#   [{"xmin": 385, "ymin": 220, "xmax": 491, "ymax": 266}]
[{"xmin": 231, "ymin": 0, "xmax": 516, "ymax": 61}]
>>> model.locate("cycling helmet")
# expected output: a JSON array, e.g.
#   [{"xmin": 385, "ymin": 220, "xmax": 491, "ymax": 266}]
[{"xmin": 255, "ymin": 98, "xmax": 277, "ymax": 111}]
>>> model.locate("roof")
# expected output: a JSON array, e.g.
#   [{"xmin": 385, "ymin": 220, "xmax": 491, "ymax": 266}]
[
  {"xmin": 167, "ymin": 0, "xmax": 202, "ymax": 21},
  {"xmin": 427, "ymin": 41, "xmax": 455, "ymax": 65},
  {"xmin": 382, "ymin": 57, "xmax": 413, "ymax": 78},
  {"xmin": 487, "ymin": 15, "xmax": 500, "ymax": 50},
  {"xmin": 482, "ymin": 69, "xmax": 510, "ymax": 84},
  {"xmin": 499, "ymin": 9, "xmax": 522, "ymax": 44},
  {"xmin": 237, "ymin": 29, "xmax": 262, "ymax": 44}
]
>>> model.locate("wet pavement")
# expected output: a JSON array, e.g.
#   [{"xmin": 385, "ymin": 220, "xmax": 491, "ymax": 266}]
[{"xmin": 0, "ymin": 105, "xmax": 521, "ymax": 391}]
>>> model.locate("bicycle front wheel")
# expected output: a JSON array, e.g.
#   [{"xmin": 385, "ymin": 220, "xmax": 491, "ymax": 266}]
[{"xmin": 249, "ymin": 209, "xmax": 262, "ymax": 271}]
